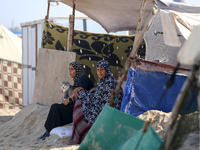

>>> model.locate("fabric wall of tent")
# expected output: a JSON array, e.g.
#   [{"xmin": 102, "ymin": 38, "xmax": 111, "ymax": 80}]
[
  {"xmin": 145, "ymin": 0, "xmax": 200, "ymax": 66},
  {"xmin": 41, "ymin": 20, "xmax": 145, "ymax": 85},
  {"xmin": 0, "ymin": 25, "xmax": 23, "ymax": 110}
]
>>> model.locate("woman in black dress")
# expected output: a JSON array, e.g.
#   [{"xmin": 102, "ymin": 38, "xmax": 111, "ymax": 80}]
[{"xmin": 38, "ymin": 61, "xmax": 94, "ymax": 141}]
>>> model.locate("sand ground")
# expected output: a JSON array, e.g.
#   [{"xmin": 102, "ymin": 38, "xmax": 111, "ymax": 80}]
[{"xmin": 0, "ymin": 103, "xmax": 199, "ymax": 150}]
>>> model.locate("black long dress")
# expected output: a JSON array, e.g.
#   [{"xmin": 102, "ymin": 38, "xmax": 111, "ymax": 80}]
[{"xmin": 44, "ymin": 75, "xmax": 94, "ymax": 133}]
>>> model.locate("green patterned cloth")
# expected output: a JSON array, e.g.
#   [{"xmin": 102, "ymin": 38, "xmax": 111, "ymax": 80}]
[
  {"xmin": 79, "ymin": 105, "xmax": 163, "ymax": 150},
  {"xmin": 42, "ymin": 20, "xmax": 145, "ymax": 85}
]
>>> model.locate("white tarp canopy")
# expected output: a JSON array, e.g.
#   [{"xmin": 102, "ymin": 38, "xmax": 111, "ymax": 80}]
[
  {"xmin": 178, "ymin": 25, "xmax": 200, "ymax": 65},
  {"xmin": 49, "ymin": 0, "xmax": 155, "ymax": 33},
  {"xmin": 0, "ymin": 24, "xmax": 22, "ymax": 64},
  {"xmin": 160, "ymin": 10, "xmax": 200, "ymax": 47}
]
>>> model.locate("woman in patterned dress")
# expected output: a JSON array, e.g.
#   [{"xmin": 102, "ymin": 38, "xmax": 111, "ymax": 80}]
[{"xmin": 71, "ymin": 60, "xmax": 123, "ymax": 144}]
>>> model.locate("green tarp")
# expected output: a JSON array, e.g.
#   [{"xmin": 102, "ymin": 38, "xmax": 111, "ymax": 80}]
[{"xmin": 79, "ymin": 105, "xmax": 163, "ymax": 150}]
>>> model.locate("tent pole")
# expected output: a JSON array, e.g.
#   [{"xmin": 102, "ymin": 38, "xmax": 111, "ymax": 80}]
[
  {"xmin": 67, "ymin": 15, "xmax": 74, "ymax": 51},
  {"xmin": 45, "ymin": 2, "xmax": 50, "ymax": 20},
  {"xmin": 110, "ymin": 0, "xmax": 152, "ymax": 107},
  {"xmin": 67, "ymin": 0, "xmax": 76, "ymax": 51},
  {"xmin": 35, "ymin": 24, "xmax": 38, "ymax": 68},
  {"xmin": 72, "ymin": 0, "xmax": 75, "ymax": 45},
  {"xmin": 112, "ymin": 0, "xmax": 156, "ymax": 97},
  {"xmin": 164, "ymin": 64, "xmax": 199, "ymax": 150},
  {"xmin": 111, "ymin": 1, "xmax": 157, "ymax": 147}
]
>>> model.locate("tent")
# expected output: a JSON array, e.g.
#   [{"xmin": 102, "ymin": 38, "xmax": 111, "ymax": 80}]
[
  {"xmin": 0, "ymin": 24, "xmax": 23, "ymax": 110},
  {"xmin": 0, "ymin": 25, "xmax": 22, "ymax": 64}
]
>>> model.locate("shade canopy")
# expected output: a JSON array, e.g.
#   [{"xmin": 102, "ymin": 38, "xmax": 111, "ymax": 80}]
[{"xmin": 49, "ymin": 0, "xmax": 155, "ymax": 33}]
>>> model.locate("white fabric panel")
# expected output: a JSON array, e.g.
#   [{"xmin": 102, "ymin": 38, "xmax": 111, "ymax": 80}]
[
  {"xmin": 178, "ymin": 25, "xmax": 200, "ymax": 65},
  {"xmin": 160, "ymin": 10, "xmax": 181, "ymax": 47},
  {"xmin": 169, "ymin": 10, "xmax": 200, "ymax": 39}
]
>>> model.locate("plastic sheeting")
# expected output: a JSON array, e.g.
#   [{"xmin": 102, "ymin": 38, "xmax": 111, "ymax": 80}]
[
  {"xmin": 79, "ymin": 105, "xmax": 163, "ymax": 150},
  {"xmin": 121, "ymin": 67, "xmax": 189, "ymax": 116}
]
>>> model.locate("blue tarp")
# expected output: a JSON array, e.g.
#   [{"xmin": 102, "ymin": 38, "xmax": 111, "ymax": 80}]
[{"xmin": 120, "ymin": 67, "xmax": 197, "ymax": 116}]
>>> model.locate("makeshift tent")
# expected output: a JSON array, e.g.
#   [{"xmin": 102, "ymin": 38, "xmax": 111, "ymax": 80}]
[
  {"xmin": 0, "ymin": 25, "xmax": 22, "ymax": 109},
  {"xmin": 35, "ymin": 0, "xmax": 199, "ymax": 149}
]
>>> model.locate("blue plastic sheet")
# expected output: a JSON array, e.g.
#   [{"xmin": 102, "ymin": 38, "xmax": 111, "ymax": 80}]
[{"xmin": 121, "ymin": 67, "xmax": 197, "ymax": 116}]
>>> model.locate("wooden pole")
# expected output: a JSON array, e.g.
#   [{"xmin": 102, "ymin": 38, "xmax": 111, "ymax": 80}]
[
  {"xmin": 67, "ymin": 0, "xmax": 76, "ymax": 51},
  {"xmin": 164, "ymin": 65, "xmax": 198, "ymax": 150},
  {"xmin": 72, "ymin": 0, "xmax": 75, "ymax": 45},
  {"xmin": 45, "ymin": 2, "xmax": 50, "ymax": 20},
  {"xmin": 35, "ymin": 24, "xmax": 37, "ymax": 68},
  {"xmin": 67, "ymin": 15, "xmax": 74, "ymax": 51},
  {"xmin": 114, "ymin": 0, "xmax": 156, "ymax": 95}
]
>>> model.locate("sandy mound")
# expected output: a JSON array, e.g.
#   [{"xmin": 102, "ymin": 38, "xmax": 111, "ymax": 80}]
[
  {"xmin": 138, "ymin": 110, "xmax": 172, "ymax": 139},
  {"xmin": 0, "ymin": 103, "xmax": 79, "ymax": 150},
  {"xmin": 138, "ymin": 109, "xmax": 199, "ymax": 150}
]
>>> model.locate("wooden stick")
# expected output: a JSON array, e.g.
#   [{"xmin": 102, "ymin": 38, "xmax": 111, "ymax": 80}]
[
  {"xmin": 164, "ymin": 66, "xmax": 197, "ymax": 150},
  {"xmin": 67, "ymin": 14, "xmax": 74, "ymax": 51},
  {"xmin": 45, "ymin": 2, "xmax": 50, "ymax": 20},
  {"xmin": 72, "ymin": 0, "xmax": 76, "ymax": 16},
  {"xmin": 67, "ymin": 0, "xmax": 76, "ymax": 51},
  {"xmin": 114, "ymin": 0, "xmax": 156, "ymax": 95},
  {"xmin": 135, "ymin": 120, "xmax": 151, "ymax": 150},
  {"xmin": 142, "ymin": 121, "xmax": 150, "ymax": 133},
  {"xmin": 35, "ymin": 24, "xmax": 38, "ymax": 68},
  {"xmin": 72, "ymin": 0, "xmax": 76, "ymax": 45},
  {"xmin": 109, "ymin": 91, "xmax": 115, "ymax": 107}
]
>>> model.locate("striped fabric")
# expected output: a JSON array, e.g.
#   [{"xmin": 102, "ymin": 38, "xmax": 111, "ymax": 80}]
[{"xmin": 72, "ymin": 100, "xmax": 91, "ymax": 144}]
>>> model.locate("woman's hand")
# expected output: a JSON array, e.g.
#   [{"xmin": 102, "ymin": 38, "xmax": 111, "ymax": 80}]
[
  {"xmin": 72, "ymin": 87, "xmax": 84, "ymax": 100},
  {"xmin": 62, "ymin": 99, "xmax": 70, "ymax": 105}
]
